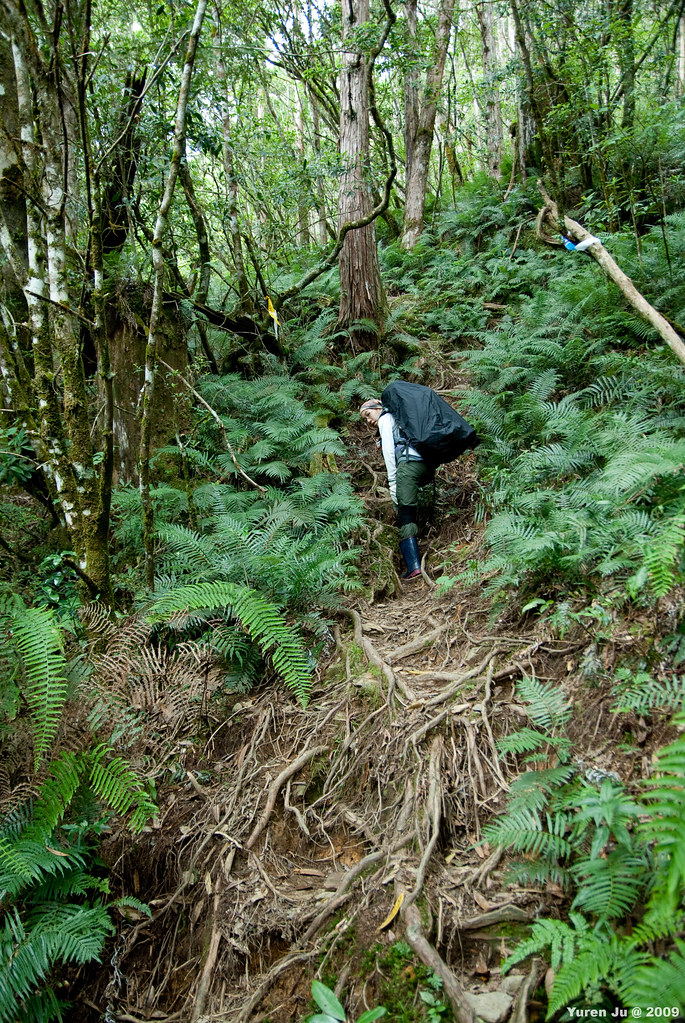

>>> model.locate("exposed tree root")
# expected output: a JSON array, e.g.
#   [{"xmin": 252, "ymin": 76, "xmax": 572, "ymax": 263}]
[
  {"xmin": 246, "ymin": 744, "xmax": 329, "ymax": 850},
  {"xmin": 510, "ymin": 959, "xmax": 545, "ymax": 1023},
  {"xmin": 403, "ymin": 902, "xmax": 476, "ymax": 1023},
  {"xmin": 90, "ymin": 581, "xmax": 561, "ymax": 1023}
]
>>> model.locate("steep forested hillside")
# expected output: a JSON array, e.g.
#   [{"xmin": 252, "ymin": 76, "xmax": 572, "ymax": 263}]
[{"xmin": 2, "ymin": 1, "xmax": 685, "ymax": 1021}]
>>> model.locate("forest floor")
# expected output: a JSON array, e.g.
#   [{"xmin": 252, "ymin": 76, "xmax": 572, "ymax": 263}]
[{"xmin": 74, "ymin": 422, "xmax": 676, "ymax": 1023}]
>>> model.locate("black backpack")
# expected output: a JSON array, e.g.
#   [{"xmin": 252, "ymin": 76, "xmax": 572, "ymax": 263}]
[{"xmin": 381, "ymin": 380, "xmax": 479, "ymax": 467}]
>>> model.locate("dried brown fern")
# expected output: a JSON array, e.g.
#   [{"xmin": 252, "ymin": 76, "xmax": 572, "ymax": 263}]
[{"xmin": 86, "ymin": 615, "xmax": 222, "ymax": 756}]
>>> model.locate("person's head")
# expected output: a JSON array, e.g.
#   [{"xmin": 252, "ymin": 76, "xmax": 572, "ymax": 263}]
[{"xmin": 360, "ymin": 398, "xmax": 383, "ymax": 428}]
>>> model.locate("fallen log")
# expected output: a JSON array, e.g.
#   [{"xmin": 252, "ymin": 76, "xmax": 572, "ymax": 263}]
[{"xmin": 537, "ymin": 180, "xmax": 685, "ymax": 368}]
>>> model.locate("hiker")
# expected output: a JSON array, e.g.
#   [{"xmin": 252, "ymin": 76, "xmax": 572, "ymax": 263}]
[{"xmin": 360, "ymin": 398, "xmax": 434, "ymax": 580}]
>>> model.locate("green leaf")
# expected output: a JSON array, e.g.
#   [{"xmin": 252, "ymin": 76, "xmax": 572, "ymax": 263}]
[
  {"xmin": 311, "ymin": 981, "xmax": 346, "ymax": 1021},
  {"xmin": 357, "ymin": 1009, "xmax": 386, "ymax": 1023}
]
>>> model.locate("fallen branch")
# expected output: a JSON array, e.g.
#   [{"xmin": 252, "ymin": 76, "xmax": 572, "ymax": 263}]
[{"xmin": 537, "ymin": 181, "xmax": 685, "ymax": 367}]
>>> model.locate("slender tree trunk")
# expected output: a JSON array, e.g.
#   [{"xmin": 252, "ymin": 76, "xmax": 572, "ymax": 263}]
[
  {"xmin": 403, "ymin": 0, "xmax": 420, "ymax": 192},
  {"xmin": 401, "ymin": 0, "xmax": 455, "ymax": 251},
  {"xmin": 476, "ymin": 0, "xmax": 503, "ymax": 179},
  {"xmin": 179, "ymin": 160, "xmax": 219, "ymax": 373},
  {"xmin": 310, "ymin": 90, "xmax": 329, "ymax": 245},
  {"xmin": 677, "ymin": 16, "xmax": 685, "ymax": 98},
  {"xmin": 337, "ymin": 0, "xmax": 386, "ymax": 344},
  {"xmin": 610, "ymin": 0, "xmax": 635, "ymax": 129},
  {"xmin": 295, "ymin": 85, "xmax": 310, "ymax": 248},
  {"xmin": 212, "ymin": 5, "xmax": 251, "ymax": 307},
  {"xmin": 139, "ymin": 0, "xmax": 208, "ymax": 591},
  {"xmin": 510, "ymin": 0, "xmax": 563, "ymax": 208}
]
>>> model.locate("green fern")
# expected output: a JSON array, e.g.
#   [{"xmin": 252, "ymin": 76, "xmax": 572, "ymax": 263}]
[
  {"xmin": 516, "ymin": 675, "xmax": 572, "ymax": 731},
  {"xmin": 547, "ymin": 939, "xmax": 650, "ymax": 1015},
  {"xmin": 503, "ymin": 912, "xmax": 591, "ymax": 974},
  {"xmin": 2, "ymin": 605, "xmax": 68, "ymax": 770},
  {"xmin": 148, "ymin": 581, "xmax": 312, "ymax": 705},
  {"xmin": 571, "ymin": 848, "xmax": 651, "ymax": 920},
  {"xmin": 621, "ymin": 941, "xmax": 685, "ymax": 1010},
  {"xmin": 0, "ymin": 744, "xmax": 153, "ymax": 1023},
  {"xmin": 612, "ymin": 670, "xmax": 685, "ymax": 714},
  {"xmin": 639, "ymin": 712, "xmax": 685, "ymax": 916}
]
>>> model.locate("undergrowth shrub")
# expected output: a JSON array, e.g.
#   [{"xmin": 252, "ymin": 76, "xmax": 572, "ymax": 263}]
[
  {"xmin": 0, "ymin": 604, "xmax": 155, "ymax": 1022},
  {"xmin": 490, "ymin": 683, "xmax": 685, "ymax": 1014},
  {"xmin": 112, "ymin": 374, "xmax": 366, "ymax": 703}
]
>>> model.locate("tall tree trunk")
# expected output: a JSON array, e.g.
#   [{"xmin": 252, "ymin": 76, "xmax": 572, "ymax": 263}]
[
  {"xmin": 295, "ymin": 85, "xmax": 311, "ymax": 248},
  {"xmin": 509, "ymin": 0, "xmax": 563, "ymax": 208},
  {"xmin": 337, "ymin": 0, "xmax": 386, "ymax": 345},
  {"xmin": 678, "ymin": 16, "xmax": 685, "ymax": 98},
  {"xmin": 310, "ymin": 90, "xmax": 329, "ymax": 245},
  {"xmin": 401, "ymin": 0, "xmax": 455, "ymax": 251},
  {"xmin": 610, "ymin": 0, "xmax": 635, "ymax": 129},
  {"xmin": 179, "ymin": 160, "xmax": 219, "ymax": 373},
  {"xmin": 212, "ymin": 2, "xmax": 251, "ymax": 306},
  {"xmin": 404, "ymin": 0, "xmax": 420, "ymax": 192},
  {"xmin": 138, "ymin": 0, "xmax": 208, "ymax": 591},
  {"xmin": 476, "ymin": 0, "xmax": 503, "ymax": 179}
]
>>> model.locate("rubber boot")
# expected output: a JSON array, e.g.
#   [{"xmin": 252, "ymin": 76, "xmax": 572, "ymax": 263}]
[{"xmin": 399, "ymin": 536, "xmax": 422, "ymax": 580}]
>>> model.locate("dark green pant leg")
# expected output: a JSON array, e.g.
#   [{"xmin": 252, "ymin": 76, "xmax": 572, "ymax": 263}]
[{"xmin": 396, "ymin": 461, "xmax": 434, "ymax": 539}]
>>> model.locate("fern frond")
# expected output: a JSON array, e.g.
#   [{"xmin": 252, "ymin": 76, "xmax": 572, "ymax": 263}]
[
  {"xmin": 548, "ymin": 941, "xmax": 649, "ymax": 1015},
  {"xmin": 620, "ymin": 941, "xmax": 685, "ymax": 1011},
  {"xmin": 516, "ymin": 675, "xmax": 572, "ymax": 730},
  {"xmin": 482, "ymin": 808, "xmax": 573, "ymax": 859},
  {"xmin": 507, "ymin": 765, "xmax": 577, "ymax": 812},
  {"xmin": 503, "ymin": 913, "xmax": 589, "ymax": 973},
  {"xmin": 89, "ymin": 747, "xmax": 156, "ymax": 834},
  {"xmin": 496, "ymin": 727, "xmax": 551, "ymax": 757},
  {"xmin": 11, "ymin": 607, "xmax": 68, "ymax": 769},
  {"xmin": 571, "ymin": 848, "xmax": 650, "ymax": 920},
  {"xmin": 613, "ymin": 673, "xmax": 685, "ymax": 714},
  {"xmin": 148, "ymin": 582, "xmax": 312, "ymax": 705},
  {"xmin": 640, "ymin": 713, "xmax": 685, "ymax": 911}
]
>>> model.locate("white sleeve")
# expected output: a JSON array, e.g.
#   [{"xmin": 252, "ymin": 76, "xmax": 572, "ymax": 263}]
[{"xmin": 378, "ymin": 412, "xmax": 397, "ymax": 503}]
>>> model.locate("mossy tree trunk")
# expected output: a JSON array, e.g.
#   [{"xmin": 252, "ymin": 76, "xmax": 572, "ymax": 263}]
[
  {"xmin": 0, "ymin": 5, "xmax": 114, "ymax": 603},
  {"xmin": 138, "ymin": 0, "xmax": 208, "ymax": 591}
]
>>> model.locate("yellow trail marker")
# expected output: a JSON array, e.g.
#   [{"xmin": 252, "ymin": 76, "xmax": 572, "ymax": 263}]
[{"xmin": 266, "ymin": 296, "xmax": 279, "ymax": 339}]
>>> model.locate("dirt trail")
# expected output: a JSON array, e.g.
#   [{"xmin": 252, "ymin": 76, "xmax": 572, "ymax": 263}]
[
  {"xmin": 72, "ymin": 433, "xmax": 650, "ymax": 1023},
  {"xmin": 88, "ymin": 547, "xmax": 574, "ymax": 1023}
]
